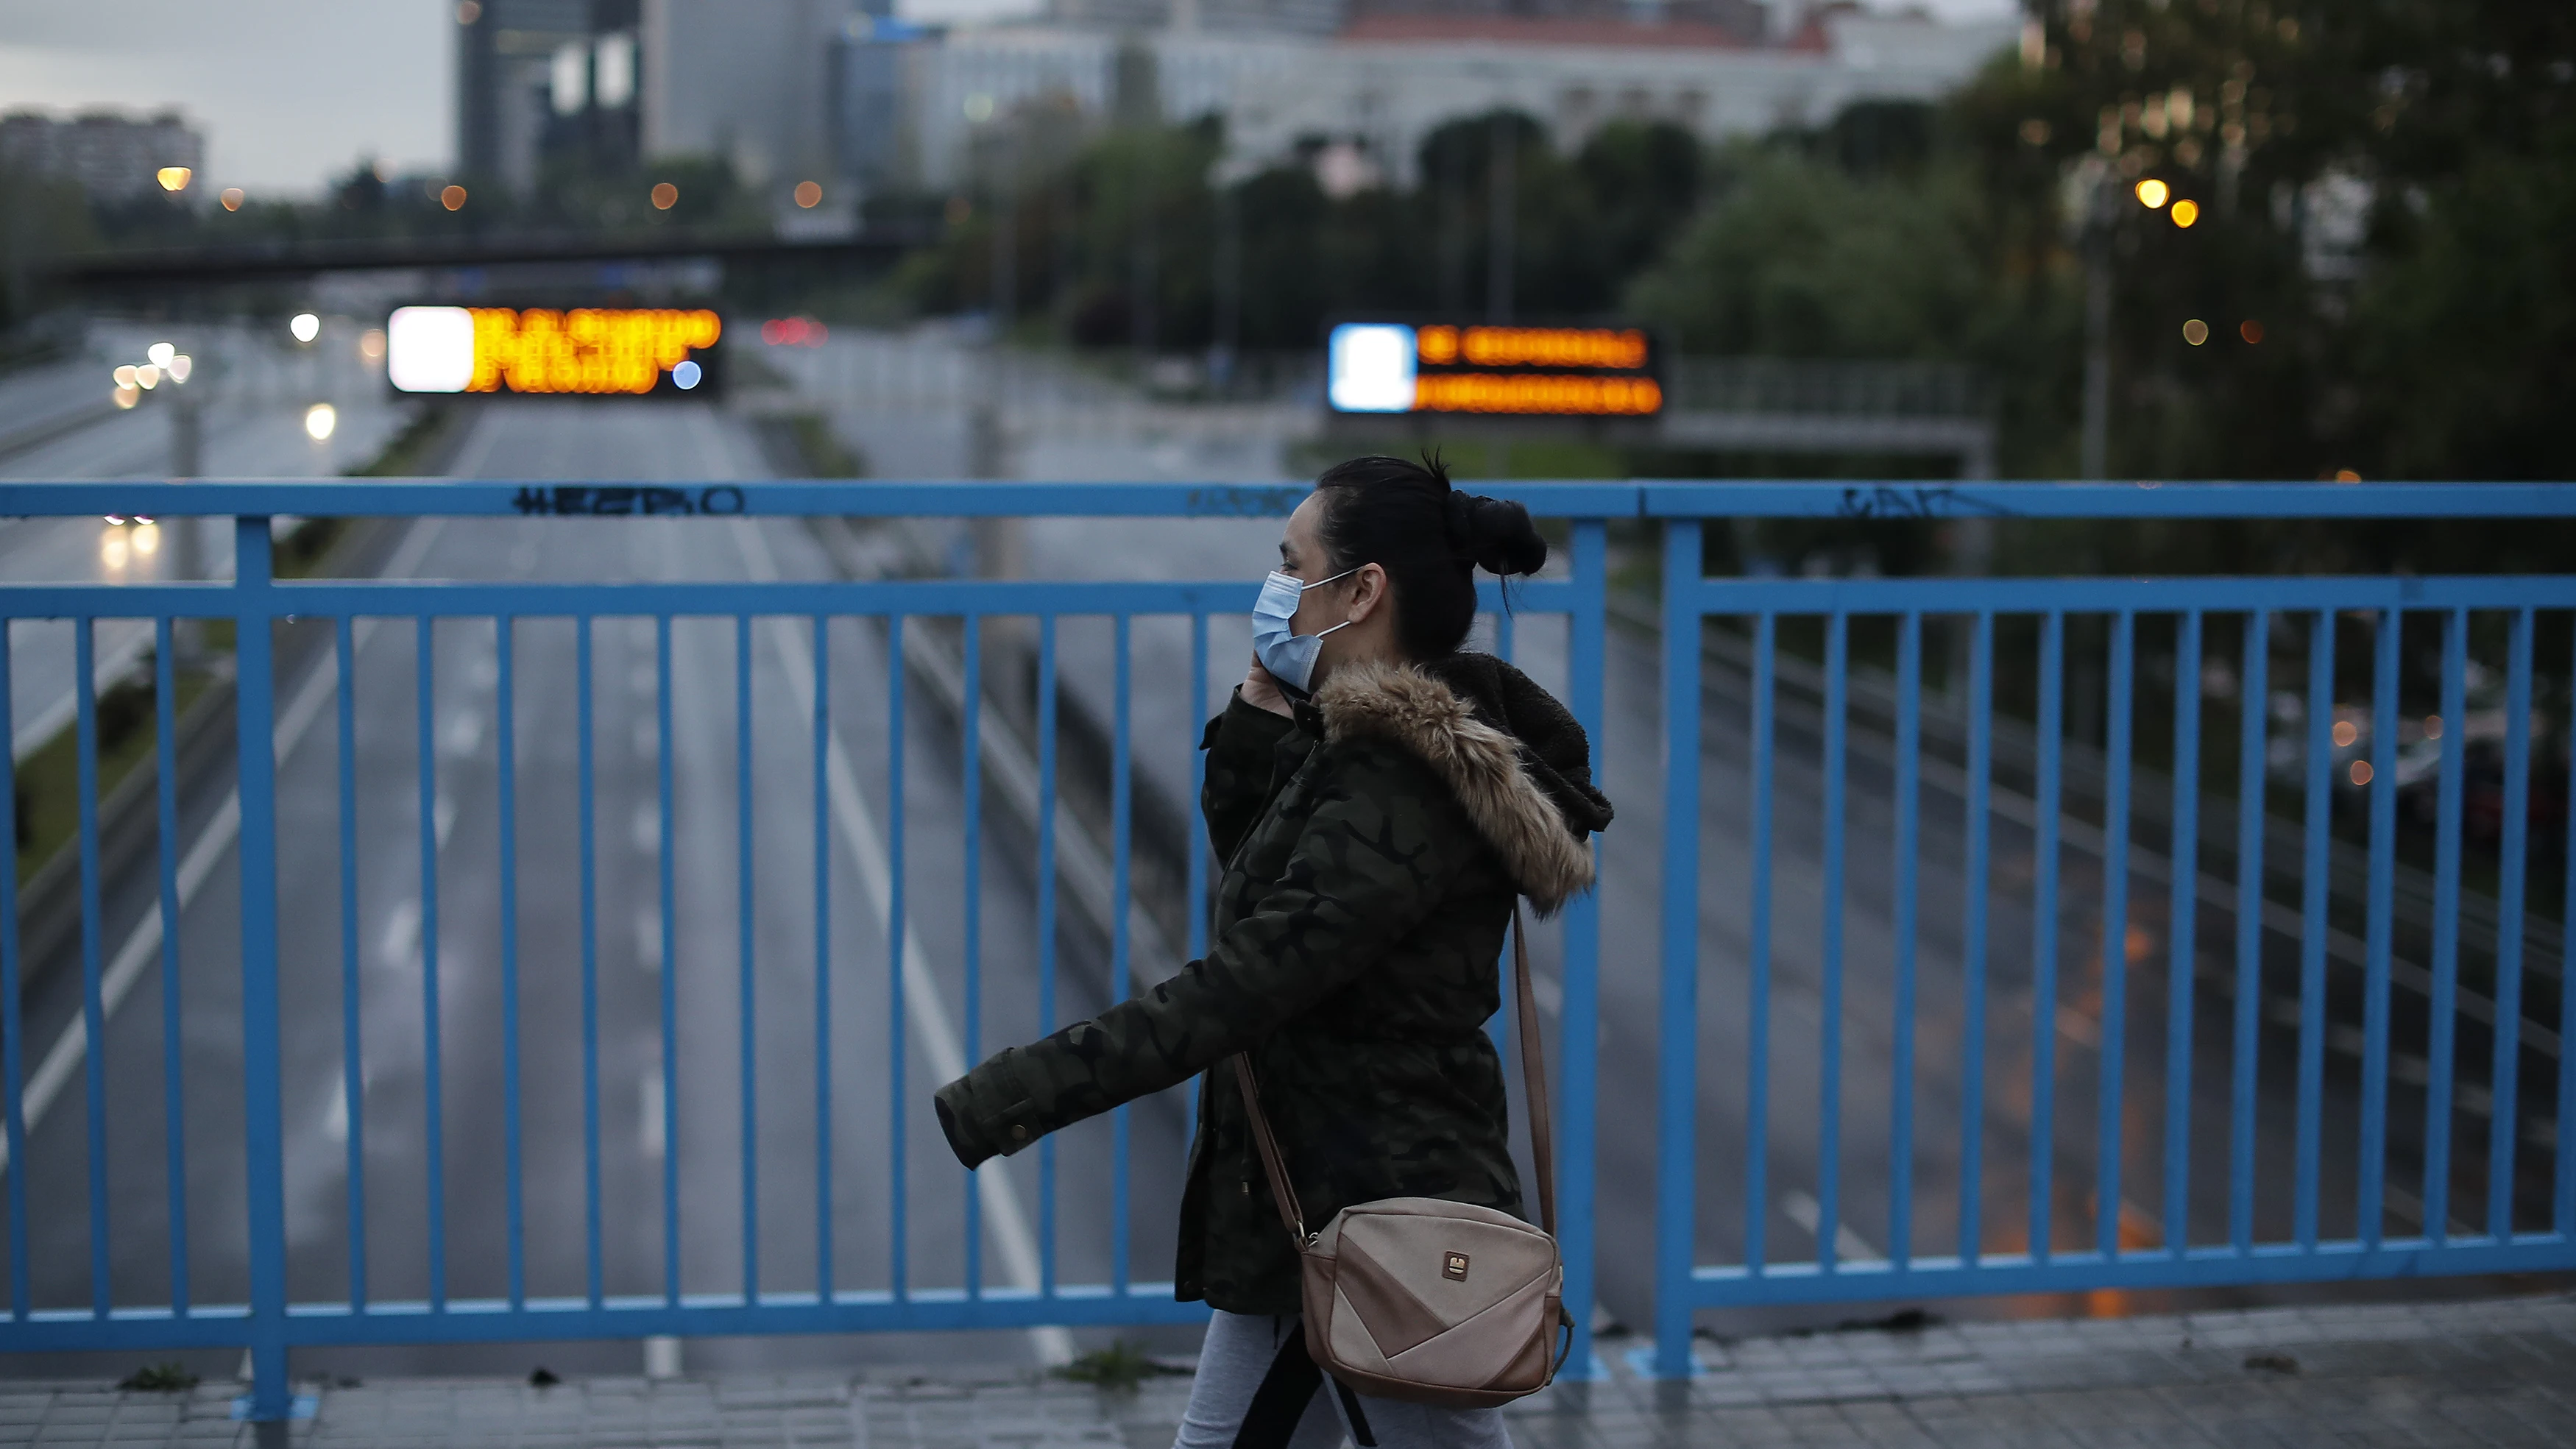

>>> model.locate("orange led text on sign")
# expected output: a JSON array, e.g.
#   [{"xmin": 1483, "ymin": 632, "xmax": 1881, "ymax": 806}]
[
  {"xmin": 1412, "ymin": 373, "xmax": 1663, "ymax": 417},
  {"xmin": 1416, "ymin": 325, "xmax": 1648, "ymax": 372},
  {"xmin": 465, "ymin": 308, "xmax": 721, "ymax": 394}
]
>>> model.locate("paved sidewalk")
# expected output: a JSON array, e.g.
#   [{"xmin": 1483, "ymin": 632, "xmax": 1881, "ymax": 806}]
[{"xmin": 6, "ymin": 1292, "xmax": 2572, "ymax": 1447}]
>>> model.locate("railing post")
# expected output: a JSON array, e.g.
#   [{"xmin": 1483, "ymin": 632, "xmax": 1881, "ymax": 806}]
[
  {"xmin": 1652, "ymin": 519, "xmax": 1703, "ymax": 1378},
  {"xmin": 233, "ymin": 517, "xmax": 291, "ymax": 1420},
  {"xmin": 1557, "ymin": 519, "xmax": 1606, "ymax": 1379}
]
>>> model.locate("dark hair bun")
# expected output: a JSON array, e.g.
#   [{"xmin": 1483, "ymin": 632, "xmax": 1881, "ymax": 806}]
[
  {"xmin": 1311, "ymin": 451, "xmax": 1548, "ymax": 659},
  {"xmin": 1454, "ymin": 492, "xmax": 1547, "ymax": 577}
]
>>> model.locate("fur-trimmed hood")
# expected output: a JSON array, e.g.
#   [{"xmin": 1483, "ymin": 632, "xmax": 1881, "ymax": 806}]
[{"xmin": 1310, "ymin": 656, "xmax": 1612, "ymax": 913}]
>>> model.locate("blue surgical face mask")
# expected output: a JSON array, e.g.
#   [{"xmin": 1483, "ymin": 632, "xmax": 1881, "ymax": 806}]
[{"xmin": 1250, "ymin": 565, "xmax": 1359, "ymax": 694}]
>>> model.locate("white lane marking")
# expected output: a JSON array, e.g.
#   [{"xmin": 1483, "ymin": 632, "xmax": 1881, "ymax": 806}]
[
  {"xmin": 640, "ymin": 1068, "xmax": 665, "ymax": 1160},
  {"xmin": 441, "ymin": 709, "xmax": 484, "ymax": 759},
  {"xmin": 1780, "ymin": 1190, "xmax": 1880, "ymax": 1263},
  {"xmin": 322, "ymin": 1066, "xmax": 347, "ymax": 1144},
  {"xmin": 378, "ymin": 899, "xmax": 422, "ymax": 971},
  {"xmin": 633, "ymin": 907, "xmax": 661, "ymax": 973},
  {"xmin": 0, "ymin": 519, "xmax": 450, "ymax": 1179},
  {"xmin": 728, "ymin": 517, "xmax": 1075, "ymax": 1368}
]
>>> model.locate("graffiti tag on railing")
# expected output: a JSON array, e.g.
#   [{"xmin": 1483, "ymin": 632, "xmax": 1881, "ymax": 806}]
[
  {"xmin": 512, "ymin": 485, "xmax": 747, "ymax": 517},
  {"xmin": 1833, "ymin": 486, "xmax": 2014, "ymax": 520}
]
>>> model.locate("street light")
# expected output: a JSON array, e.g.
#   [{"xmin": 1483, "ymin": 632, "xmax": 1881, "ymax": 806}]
[
  {"xmin": 156, "ymin": 166, "xmax": 192, "ymax": 193},
  {"xmin": 2134, "ymin": 177, "xmax": 2169, "ymax": 209},
  {"xmin": 291, "ymin": 313, "xmax": 321, "ymax": 344},
  {"xmin": 305, "ymin": 403, "xmax": 338, "ymax": 441}
]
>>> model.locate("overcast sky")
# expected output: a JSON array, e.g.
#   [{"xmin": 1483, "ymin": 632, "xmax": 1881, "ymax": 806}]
[{"xmin": 0, "ymin": 0, "xmax": 2020, "ymax": 197}]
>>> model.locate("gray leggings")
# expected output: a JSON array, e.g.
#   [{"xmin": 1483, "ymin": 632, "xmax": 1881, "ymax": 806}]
[{"xmin": 1170, "ymin": 1309, "xmax": 1514, "ymax": 1449}]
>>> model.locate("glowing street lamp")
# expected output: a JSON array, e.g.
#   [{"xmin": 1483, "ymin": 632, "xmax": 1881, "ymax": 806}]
[{"xmin": 156, "ymin": 166, "xmax": 192, "ymax": 193}]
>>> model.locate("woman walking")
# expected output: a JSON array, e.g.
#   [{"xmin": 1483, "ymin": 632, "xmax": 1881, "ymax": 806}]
[{"xmin": 936, "ymin": 455, "xmax": 1613, "ymax": 1448}]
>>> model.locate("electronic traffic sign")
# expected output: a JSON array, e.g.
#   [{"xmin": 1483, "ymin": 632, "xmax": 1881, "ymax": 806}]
[
  {"xmin": 1326, "ymin": 321, "xmax": 1662, "ymax": 418},
  {"xmin": 386, "ymin": 305, "xmax": 722, "ymax": 397}
]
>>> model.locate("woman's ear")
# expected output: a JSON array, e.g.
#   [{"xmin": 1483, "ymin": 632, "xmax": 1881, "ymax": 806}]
[{"xmin": 1347, "ymin": 562, "xmax": 1391, "ymax": 623}]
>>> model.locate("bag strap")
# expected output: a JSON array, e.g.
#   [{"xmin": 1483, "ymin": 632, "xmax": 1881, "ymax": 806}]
[{"xmin": 1231, "ymin": 902, "xmax": 1555, "ymax": 1251}]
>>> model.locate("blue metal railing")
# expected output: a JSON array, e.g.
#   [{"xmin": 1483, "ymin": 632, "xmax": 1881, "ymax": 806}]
[
  {"xmin": 1650, "ymin": 490, "xmax": 2576, "ymax": 1377},
  {"xmin": 0, "ymin": 480, "xmax": 2569, "ymax": 1418}
]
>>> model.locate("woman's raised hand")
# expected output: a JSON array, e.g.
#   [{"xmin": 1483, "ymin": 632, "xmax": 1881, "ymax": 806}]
[{"xmin": 1240, "ymin": 654, "xmax": 1292, "ymax": 718}]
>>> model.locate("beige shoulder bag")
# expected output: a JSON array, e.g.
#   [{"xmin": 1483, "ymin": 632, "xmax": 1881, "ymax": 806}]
[{"xmin": 1228, "ymin": 905, "xmax": 1572, "ymax": 1409}]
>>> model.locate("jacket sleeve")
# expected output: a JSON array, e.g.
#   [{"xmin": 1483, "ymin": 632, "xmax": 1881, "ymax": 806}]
[
  {"xmin": 1199, "ymin": 688, "xmax": 1295, "ymax": 863},
  {"xmin": 935, "ymin": 740, "xmax": 1463, "ymax": 1167}
]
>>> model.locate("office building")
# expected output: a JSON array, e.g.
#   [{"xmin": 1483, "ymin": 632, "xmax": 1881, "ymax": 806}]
[
  {"xmin": 0, "ymin": 110, "xmax": 205, "ymax": 205},
  {"xmin": 456, "ymin": 0, "xmax": 643, "ymax": 196}
]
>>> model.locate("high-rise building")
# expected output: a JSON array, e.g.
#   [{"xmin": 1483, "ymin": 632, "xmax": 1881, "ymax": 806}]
[
  {"xmin": 456, "ymin": 0, "xmax": 643, "ymax": 196},
  {"xmin": 0, "ymin": 110, "xmax": 205, "ymax": 205}
]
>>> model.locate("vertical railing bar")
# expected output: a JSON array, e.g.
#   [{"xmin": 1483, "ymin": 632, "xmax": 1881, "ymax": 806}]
[
  {"xmin": 578, "ymin": 617, "xmax": 604, "ymax": 1308},
  {"xmin": 961, "ymin": 614, "xmax": 983, "ymax": 1299},
  {"xmin": 2293, "ymin": 610, "xmax": 2335, "ymax": 1251},
  {"xmin": 2229, "ymin": 611, "xmax": 2268, "ymax": 1255},
  {"xmin": 657, "ymin": 616, "xmax": 681, "ymax": 1305},
  {"xmin": 154, "ymin": 618, "xmax": 189, "ymax": 1314},
  {"xmin": 2359, "ymin": 609, "xmax": 2399, "ymax": 1246},
  {"xmin": 75, "ymin": 618, "xmax": 110, "ymax": 1315},
  {"xmin": 2486, "ymin": 608, "xmax": 2532, "ymax": 1241},
  {"xmin": 335, "ymin": 617, "xmax": 365, "ymax": 1311},
  {"xmin": 2558, "ymin": 625, "xmax": 2576, "ymax": 1242},
  {"xmin": 497, "ymin": 616, "xmax": 525, "ymax": 1309},
  {"xmin": 2425, "ymin": 611, "xmax": 2466, "ymax": 1241},
  {"xmin": 234, "ymin": 518, "xmax": 289, "ymax": 1417},
  {"xmin": 813, "ymin": 617, "xmax": 835, "ymax": 1304},
  {"xmin": 415, "ymin": 614, "xmax": 446, "ymax": 1310},
  {"xmin": 1818, "ymin": 612, "xmax": 1847, "ymax": 1272},
  {"xmin": 1746, "ymin": 612, "xmax": 1774, "ymax": 1275},
  {"xmin": 1558, "ymin": 519, "xmax": 1607, "ymax": 1379},
  {"xmin": 1184, "ymin": 609, "xmax": 1209, "ymax": 1158},
  {"xmin": 1651, "ymin": 521, "xmax": 1704, "ymax": 1379},
  {"xmin": 1889, "ymin": 612, "xmax": 1920, "ymax": 1269},
  {"xmin": 1037, "ymin": 614, "xmax": 1060, "ymax": 1297},
  {"xmin": 2096, "ymin": 611, "xmax": 2134, "ymax": 1261},
  {"xmin": 1959, "ymin": 612, "xmax": 1992, "ymax": 1267},
  {"xmin": 1111, "ymin": 614, "xmax": 1134, "ymax": 1296},
  {"xmin": 0, "ymin": 620, "xmax": 24, "ymax": 1321},
  {"xmin": 2162, "ymin": 611, "xmax": 2202, "ymax": 1258},
  {"xmin": 886, "ymin": 614, "xmax": 907, "ymax": 1300},
  {"xmin": 2030, "ymin": 610, "xmax": 2063, "ymax": 1264},
  {"xmin": 737, "ymin": 613, "xmax": 760, "ymax": 1304}
]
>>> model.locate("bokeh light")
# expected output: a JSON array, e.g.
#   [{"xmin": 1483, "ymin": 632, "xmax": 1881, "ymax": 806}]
[
  {"xmin": 305, "ymin": 403, "xmax": 338, "ymax": 441},
  {"xmin": 156, "ymin": 166, "xmax": 192, "ymax": 193},
  {"xmin": 291, "ymin": 313, "xmax": 322, "ymax": 343},
  {"xmin": 2134, "ymin": 178, "xmax": 2170, "ymax": 209},
  {"xmin": 2182, "ymin": 319, "xmax": 2210, "ymax": 346},
  {"xmin": 794, "ymin": 180, "xmax": 823, "ymax": 208},
  {"xmin": 2171, "ymin": 199, "xmax": 2200, "ymax": 227},
  {"xmin": 442, "ymin": 185, "xmax": 468, "ymax": 211},
  {"xmin": 2240, "ymin": 320, "xmax": 2265, "ymax": 344},
  {"xmin": 651, "ymin": 182, "xmax": 678, "ymax": 210},
  {"xmin": 148, "ymin": 342, "xmax": 175, "ymax": 367},
  {"xmin": 220, "ymin": 187, "xmax": 244, "ymax": 211}
]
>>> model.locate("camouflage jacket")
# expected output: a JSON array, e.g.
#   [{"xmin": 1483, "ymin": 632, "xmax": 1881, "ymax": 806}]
[{"xmin": 933, "ymin": 653, "xmax": 1613, "ymax": 1313}]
